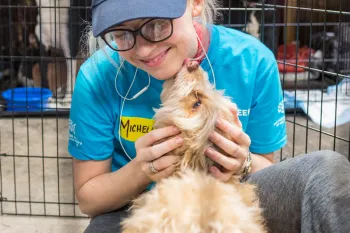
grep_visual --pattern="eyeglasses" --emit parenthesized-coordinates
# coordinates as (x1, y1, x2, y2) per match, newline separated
(101, 18, 174, 52)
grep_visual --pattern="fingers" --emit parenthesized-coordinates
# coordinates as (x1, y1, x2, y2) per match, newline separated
(209, 131, 246, 159)
(215, 119, 251, 147)
(135, 126, 181, 149)
(152, 164, 176, 181)
(151, 155, 181, 172)
(135, 126, 184, 182)
(208, 116, 250, 177)
(209, 165, 231, 182)
(141, 162, 177, 182)
(142, 136, 184, 162)
(206, 147, 242, 172)
(229, 103, 242, 129)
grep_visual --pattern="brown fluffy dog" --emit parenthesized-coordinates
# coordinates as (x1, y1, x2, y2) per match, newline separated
(121, 61, 267, 233)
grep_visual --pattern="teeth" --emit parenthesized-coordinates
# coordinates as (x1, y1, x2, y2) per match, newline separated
(144, 50, 166, 63)
(146, 55, 161, 63)
(147, 56, 160, 63)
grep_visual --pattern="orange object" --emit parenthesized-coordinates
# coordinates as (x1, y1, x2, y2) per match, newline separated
(277, 43, 315, 73)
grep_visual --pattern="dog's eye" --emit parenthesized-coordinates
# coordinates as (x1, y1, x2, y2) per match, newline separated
(193, 100, 201, 109)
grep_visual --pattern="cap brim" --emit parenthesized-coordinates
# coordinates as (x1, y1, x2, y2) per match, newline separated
(92, 0, 188, 37)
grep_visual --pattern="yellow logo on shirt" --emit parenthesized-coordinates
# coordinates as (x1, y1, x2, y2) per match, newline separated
(120, 116, 155, 142)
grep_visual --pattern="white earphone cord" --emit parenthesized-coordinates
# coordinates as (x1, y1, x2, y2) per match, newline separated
(194, 32, 216, 87)
(102, 48, 150, 160)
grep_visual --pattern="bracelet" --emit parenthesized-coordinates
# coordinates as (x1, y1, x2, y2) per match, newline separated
(239, 151, 252, 182)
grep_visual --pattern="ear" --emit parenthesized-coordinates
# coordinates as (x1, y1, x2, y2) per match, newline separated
(191, 0, 204, 17)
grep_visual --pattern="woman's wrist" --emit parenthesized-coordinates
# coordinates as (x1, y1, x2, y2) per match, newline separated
(129, 158, 153, 189)
(249, 152, 274, 174)
(239, 151, 253, 181)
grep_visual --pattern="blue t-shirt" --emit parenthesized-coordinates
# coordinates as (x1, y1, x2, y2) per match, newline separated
(68, 24, 287, 173)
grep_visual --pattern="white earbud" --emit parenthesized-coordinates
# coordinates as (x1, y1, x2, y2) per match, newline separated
(132, 86, 149, 99)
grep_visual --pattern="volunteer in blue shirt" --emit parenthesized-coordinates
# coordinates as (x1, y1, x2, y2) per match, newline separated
(68, 0, 350, 232)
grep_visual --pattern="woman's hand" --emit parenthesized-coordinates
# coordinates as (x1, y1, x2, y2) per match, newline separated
(134, 126, 184, 182)
(205, 105, 251, 182)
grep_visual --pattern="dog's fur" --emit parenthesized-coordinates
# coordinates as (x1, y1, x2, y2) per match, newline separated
(153, 60, 236, 173)
(121, 61, 267, 233)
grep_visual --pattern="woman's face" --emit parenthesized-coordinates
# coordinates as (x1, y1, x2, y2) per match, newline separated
(110, 2, 203, 80)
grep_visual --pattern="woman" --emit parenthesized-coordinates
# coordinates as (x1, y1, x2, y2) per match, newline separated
(68, 0, 350, 232)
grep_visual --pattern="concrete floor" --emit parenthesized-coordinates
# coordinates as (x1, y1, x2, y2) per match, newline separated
(0, 117, 90, 232)
(0, 215, 89, 233)
(0, 114, 349, 233)
(280, 114, 349, 160)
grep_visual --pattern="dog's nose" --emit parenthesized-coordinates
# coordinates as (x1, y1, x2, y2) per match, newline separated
(187, 60, 199, 72)
(183, 58, 191, 65)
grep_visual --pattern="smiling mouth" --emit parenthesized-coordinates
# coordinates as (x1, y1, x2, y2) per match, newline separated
(140, 48, 171, 67)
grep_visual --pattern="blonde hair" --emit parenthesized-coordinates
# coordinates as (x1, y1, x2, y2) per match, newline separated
(81, 0, 221, 58)
(189, 0, 220, 26)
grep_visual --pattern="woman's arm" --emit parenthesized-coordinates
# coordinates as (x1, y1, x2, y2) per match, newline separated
(73, 126, 183, 218)
(73, 158, 151, 218)
(250, 152, 275, 174)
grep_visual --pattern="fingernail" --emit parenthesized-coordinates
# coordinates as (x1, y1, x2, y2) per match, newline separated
(206, 148, 214, 155)
(176, 137, 183, 144)
(230, 106, 238, 113)
(216, 118, 223, 126)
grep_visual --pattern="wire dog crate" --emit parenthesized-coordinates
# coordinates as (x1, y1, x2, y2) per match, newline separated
(0, 0, 349, 218)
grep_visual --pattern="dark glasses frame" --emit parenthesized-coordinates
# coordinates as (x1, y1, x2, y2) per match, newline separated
(101, 18, 174, 52)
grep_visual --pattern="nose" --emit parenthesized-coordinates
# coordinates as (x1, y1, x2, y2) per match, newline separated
(134, 35, 156, 58)
(186, 60, 199, 72)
